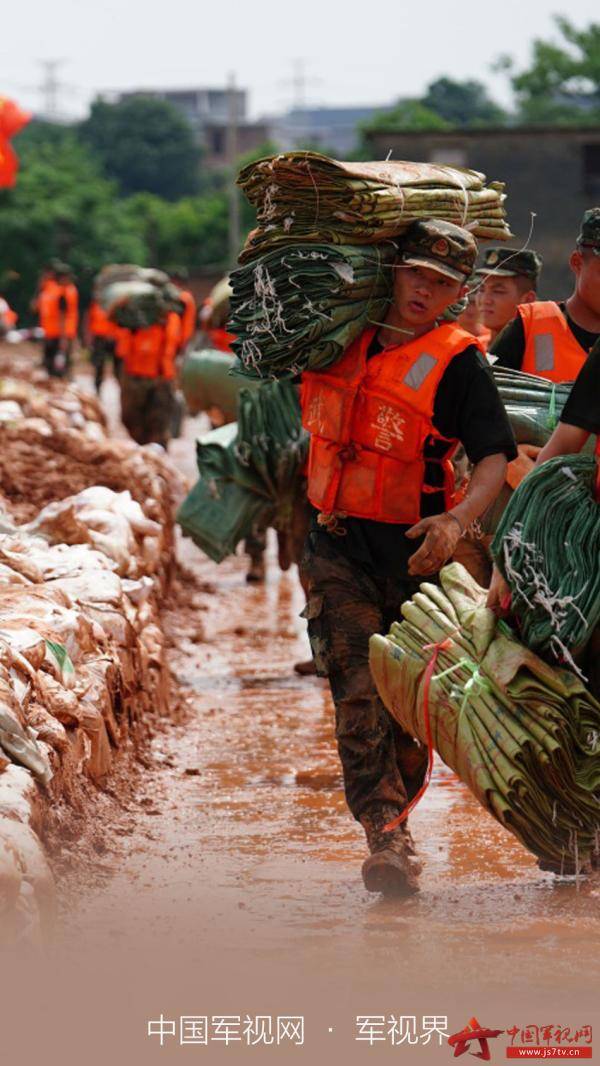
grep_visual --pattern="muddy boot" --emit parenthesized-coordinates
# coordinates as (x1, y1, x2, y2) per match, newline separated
(359, 804, 421, 897)
(293, 659, 317, 676)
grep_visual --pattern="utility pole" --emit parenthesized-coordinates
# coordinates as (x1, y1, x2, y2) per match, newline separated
(38, 59, 67, 121)
(226, 72, 241, 268)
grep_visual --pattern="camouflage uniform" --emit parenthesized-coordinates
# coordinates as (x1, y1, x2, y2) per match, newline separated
(120, 374, 175, 449)
(301, 529, 428, 820)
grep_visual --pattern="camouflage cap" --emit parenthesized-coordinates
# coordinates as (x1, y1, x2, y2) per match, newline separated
(475, 246, 542, 281)
(577, 207, 600, 254)
(398, 219, 477, 283)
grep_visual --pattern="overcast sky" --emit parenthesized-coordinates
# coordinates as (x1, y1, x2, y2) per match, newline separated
(3, 0, 599, 121)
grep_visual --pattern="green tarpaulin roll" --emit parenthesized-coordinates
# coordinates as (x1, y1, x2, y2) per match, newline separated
(369, 562, 600, 873)
(176, 382, 307, 562)
(491, 453, 600, 674)
(229, 242, 395, 378)
(237, 152, 512, 262)
(181, 349, 259, 420)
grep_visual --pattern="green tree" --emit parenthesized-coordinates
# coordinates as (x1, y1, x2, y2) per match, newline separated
(363, 99, 451, 133)
(497, 17, 600, 124)
(79, 96, 201, 199)
(122, 192, 230, 274)
(422, 77, 507, 127)
(0, 125, 147, 321)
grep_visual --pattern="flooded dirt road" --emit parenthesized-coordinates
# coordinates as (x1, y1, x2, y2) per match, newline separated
(5, 394, 599, 1064)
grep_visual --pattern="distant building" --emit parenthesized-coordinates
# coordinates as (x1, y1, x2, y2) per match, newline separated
(271, 105, 390, 156)
(115, 86, 269, 167)
(366, 124, 600, 298)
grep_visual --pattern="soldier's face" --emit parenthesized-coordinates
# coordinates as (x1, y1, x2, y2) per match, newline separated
(478, 275, 531, 332)
(572, 248, 600, 314)
(393, 264, 464, 325)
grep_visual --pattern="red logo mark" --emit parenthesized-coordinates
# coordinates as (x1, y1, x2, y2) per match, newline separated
(449, 1017, 505, 1061)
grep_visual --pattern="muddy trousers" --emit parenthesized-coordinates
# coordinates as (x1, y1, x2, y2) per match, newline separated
(301, 532, 428, 822)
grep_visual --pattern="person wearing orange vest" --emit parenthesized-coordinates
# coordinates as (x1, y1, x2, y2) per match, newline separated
(475, 247, 541, 348)
(0, 295, 17, 335)
(120, 311, 181, 449)
(300, 219, 516, 897)
(491, 210, 600, 378)
(86, 299, 117, 393)
(35, 262, 79, 377)
(170, 268, 197, 353)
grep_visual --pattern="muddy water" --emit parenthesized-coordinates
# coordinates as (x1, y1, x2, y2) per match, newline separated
(9, 397, 597, 1064)
(57, 417, 599, 972)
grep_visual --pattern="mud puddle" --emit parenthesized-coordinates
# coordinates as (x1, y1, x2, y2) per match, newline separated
(35, 403, 597, 1021)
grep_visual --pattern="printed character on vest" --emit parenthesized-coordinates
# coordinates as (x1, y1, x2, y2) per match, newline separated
(300, 218, 517, 897)
(475, 247, 541, 346)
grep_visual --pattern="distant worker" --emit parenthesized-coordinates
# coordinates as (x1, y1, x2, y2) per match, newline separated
(0, 294, 17, 335)
(170, 267, 197, 354)
(491, 213, 600, 377)
(86, 298, 117, 394)
(199, 276, 236, 353)
(34, 261, 79, 377)
(120, 311, 181, 450)
(475, 247, 541, 348)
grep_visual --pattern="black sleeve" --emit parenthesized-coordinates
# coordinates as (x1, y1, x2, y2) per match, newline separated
(488, 314, 526, 369)
(433, 345, 518, 464)
(560, 341, 600, 433)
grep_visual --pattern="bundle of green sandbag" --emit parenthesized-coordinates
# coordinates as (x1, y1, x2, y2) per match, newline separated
(181, 349, 259, 421)
(369, 562, 600, 873)
(229, 242, 395, 377)
(95, 264, 184, 330)
(491, 453, 600, 674)
(492, 367, 573, 445)
(237, 153, 511, 261)
(176, 381, 307, 562)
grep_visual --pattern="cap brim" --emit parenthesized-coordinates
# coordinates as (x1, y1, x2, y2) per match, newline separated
(400, 255, 466, 283)
(475, 267, 519, 278)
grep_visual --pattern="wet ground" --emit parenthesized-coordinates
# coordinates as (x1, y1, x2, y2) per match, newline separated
(4, 373, 600, 1063)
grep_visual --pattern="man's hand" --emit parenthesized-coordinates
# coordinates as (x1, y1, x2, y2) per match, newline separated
(486, 565, 511, 614)
(405, 513, 462, 577)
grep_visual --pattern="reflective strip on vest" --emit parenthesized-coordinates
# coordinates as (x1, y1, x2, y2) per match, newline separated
(534, 333, 555, 374)
(402, 352, 437, 391)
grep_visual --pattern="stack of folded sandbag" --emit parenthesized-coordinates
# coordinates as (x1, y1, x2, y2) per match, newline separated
(94, 264, 184, 330)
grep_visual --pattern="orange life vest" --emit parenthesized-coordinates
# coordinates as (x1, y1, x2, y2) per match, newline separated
(519, 301, 587, 382)
(88, 300, 113, 339)
(208, 327, 237, 353)
(123, 312, 181, 380)
(301, 324, 483, 525)
(0, 297, 16, 328)
(178, 288, 197, 347)
(37, 279, 78, 340)
(62, 282, 78, 340)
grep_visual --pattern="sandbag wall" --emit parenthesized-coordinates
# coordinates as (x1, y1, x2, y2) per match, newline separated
(0, 374, 186, 944)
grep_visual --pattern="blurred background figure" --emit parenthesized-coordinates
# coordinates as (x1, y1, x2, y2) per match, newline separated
(86, 295, 117, 393)
(33, 261, 79, 377)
